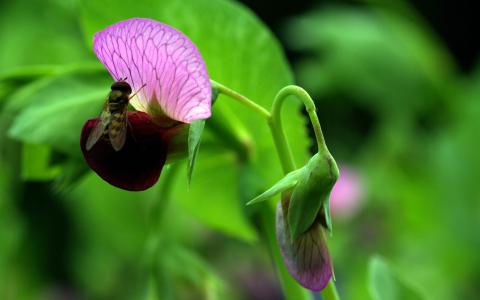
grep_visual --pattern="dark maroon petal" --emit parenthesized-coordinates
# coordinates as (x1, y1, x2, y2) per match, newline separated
(276, 201, 333, 292)
(80, 111, 170, 191)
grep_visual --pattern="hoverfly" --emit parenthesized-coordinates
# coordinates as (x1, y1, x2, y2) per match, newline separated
(86, 78, 144, 152)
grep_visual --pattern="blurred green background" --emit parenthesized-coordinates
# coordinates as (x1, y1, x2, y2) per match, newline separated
(0, 0, 478, 299)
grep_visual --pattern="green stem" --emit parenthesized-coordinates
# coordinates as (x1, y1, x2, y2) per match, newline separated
(211, 80, 271, 120)
(268, 88, 295, 173)
(271, 85, 329, 159)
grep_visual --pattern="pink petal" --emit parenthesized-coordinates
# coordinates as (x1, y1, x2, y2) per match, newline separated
(276, 202, 333, 292)
(93, 18, 211, 123)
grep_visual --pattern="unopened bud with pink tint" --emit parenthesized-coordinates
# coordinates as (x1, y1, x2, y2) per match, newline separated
(247, 151, 339, 292)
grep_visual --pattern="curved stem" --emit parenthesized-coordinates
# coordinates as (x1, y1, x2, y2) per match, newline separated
(268, 101, 296, 173)
(271, 85, 329, 158)
(211, 80, 271, 120)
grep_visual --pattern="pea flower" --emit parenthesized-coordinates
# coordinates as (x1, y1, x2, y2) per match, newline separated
(80, 18, 211, 191)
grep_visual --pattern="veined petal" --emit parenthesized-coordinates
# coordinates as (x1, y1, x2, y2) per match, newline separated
(276, 201, 333, 292)
(93, 18, 211, 123)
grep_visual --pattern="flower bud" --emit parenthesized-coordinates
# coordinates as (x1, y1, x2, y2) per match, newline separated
(276, 200, 333, 292)
(288, 152, 339, 239)
(247, 152, 339, 292)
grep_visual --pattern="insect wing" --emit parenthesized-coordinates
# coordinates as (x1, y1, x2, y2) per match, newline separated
(86, 108, 110, 151)
(109, 110, 128, 151)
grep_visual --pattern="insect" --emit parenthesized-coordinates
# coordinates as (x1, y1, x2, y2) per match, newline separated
(86, 79, 143, 152)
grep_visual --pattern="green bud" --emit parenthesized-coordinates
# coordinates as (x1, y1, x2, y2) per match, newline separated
(288, 152, 339, 240)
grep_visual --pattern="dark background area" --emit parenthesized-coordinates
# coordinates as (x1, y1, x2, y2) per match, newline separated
(239, 0, 480, 160)
(239, 0, 479, 73)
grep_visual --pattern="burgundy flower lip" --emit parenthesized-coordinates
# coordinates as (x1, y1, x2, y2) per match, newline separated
(81, 111, 177, 191)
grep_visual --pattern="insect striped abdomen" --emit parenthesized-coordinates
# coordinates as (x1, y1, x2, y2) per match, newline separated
(108, 108, 128, 151)
(109, 112, 124, 136)
(86, 80, 132, 152)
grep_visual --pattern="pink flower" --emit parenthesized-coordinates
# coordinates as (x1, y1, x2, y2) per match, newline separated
(80, 18, 211, 191)
(330, 166, 363, 219)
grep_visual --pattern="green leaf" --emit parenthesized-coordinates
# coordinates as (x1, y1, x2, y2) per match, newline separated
(1, 63, 106, 120)
(52, 158, 90, 192)
(148, 242, 226, 300)
(187, 119, 205, 185)
(161, 244, 224, 288)
(0, 63, 104, 86)
(7, 72, 111, 157)
(0, 65, 67, 107)
(288, 153, 338, 240)
(247, 167, 305, 205)
(2, 76, 60, 114)
(21, 143, 61, 181)
(369, 255, 426, 300)
(80, 0, 309, 241)
(172, 150, 257, 242)
(0, 0, 92, 69)
(68, 174, 155, 298)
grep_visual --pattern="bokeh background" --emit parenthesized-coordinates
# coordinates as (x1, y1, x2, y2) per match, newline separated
(0, 0, 479, 299)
